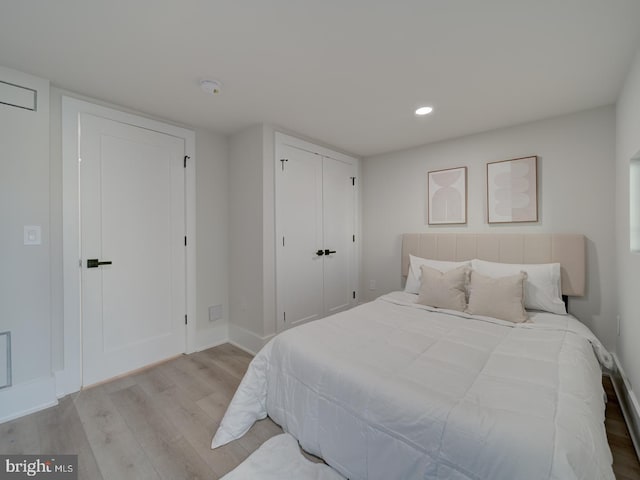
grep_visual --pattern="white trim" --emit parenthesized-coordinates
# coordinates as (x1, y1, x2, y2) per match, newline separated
(228, 324, 274, 356)
(194, 322, 229, 352)
(611, 352, 640, 458)
(60, 96, 196, 394)
(54, 369, 71, 399)
(185, 144, 197, 354)
(0, 376, 57, 424)
(275, 132, 356, 164)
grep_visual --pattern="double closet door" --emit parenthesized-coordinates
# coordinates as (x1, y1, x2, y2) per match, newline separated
(275, 135, 358, 332)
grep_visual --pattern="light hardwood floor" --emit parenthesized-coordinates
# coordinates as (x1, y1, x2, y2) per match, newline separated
(604, 375, 640, 480)
(0, 344, 638, 479)
(1, 344, 283, 479)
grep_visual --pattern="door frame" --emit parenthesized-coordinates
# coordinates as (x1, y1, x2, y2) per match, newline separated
(274, 132, 360, 333)
(59, 97, 196, 395)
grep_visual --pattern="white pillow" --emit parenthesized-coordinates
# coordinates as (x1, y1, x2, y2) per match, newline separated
(405, 255, 471, 294)
(470, 259, 566, 315)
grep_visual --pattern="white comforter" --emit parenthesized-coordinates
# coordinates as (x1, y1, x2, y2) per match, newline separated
(212, 292, 614, 480)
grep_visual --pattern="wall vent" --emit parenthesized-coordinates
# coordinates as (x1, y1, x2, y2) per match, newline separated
(0, 80, 37, 111)
(209, 304, 224, 322)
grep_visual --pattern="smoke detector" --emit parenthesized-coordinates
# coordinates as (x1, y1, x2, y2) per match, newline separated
(200, 79, 222, 95)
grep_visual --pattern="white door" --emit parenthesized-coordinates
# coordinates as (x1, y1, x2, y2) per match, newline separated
(276, 138, 357, 331)
(276, 144, 325, 328)
(322, 156, 355, 315)
(80, 113, 186, 386)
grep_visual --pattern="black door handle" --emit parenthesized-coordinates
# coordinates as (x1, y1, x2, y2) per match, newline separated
(87, 259, 113, 268)
(315, 250, 324, 256)
(324, 249, 336, 255)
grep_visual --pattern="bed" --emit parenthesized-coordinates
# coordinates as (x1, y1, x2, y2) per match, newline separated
(212, 233, 614, 480)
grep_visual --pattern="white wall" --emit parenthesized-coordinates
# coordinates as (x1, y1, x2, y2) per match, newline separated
(227, 124, 278, 347)
(0, 66, 55, 420)
(228, 125, 266, 349)
(362, 106, 617, 348)
(195, 128, 229, 349)
(615, 46, 640, 421)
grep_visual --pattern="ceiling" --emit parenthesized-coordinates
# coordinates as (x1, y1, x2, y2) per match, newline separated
(1, 1, 639, 157)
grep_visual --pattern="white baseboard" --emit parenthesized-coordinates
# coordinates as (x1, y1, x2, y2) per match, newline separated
(228, 324, 274, 356)
(0, 376, 58, 424)
(610, 353, 640, 458)
(194, 322, 229, 352)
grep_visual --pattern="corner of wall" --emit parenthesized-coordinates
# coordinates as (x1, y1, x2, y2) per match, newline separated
(194, 321, 229, 352)
(228, 323, 273, 356)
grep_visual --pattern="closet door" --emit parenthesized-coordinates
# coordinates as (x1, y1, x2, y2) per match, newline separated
(275, 135, 358, 332)
(276, 144, 325, 329)
(322, 156, 355, 315)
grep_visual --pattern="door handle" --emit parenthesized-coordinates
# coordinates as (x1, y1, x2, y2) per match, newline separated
(315, 250, 324, 256)
(87, 259, 113, 268)
(324, 249, 336, 255)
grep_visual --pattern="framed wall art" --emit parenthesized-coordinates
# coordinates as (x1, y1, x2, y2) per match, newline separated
(487, 155, 538, 223)
(427, 166, 467, 225)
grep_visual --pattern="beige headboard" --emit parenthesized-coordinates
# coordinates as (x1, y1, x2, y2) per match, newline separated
(402, 233, 586, 297)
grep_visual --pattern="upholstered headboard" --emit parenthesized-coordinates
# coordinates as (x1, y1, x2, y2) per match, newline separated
(401, 233, 586, 297)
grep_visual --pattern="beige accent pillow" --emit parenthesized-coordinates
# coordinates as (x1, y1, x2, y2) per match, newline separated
(466, 270, 528, 323)
(417, 265, 468, 312)
(405, 255, 472, 294)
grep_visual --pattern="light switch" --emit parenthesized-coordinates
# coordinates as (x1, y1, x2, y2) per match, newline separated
(23, 225, 41, 245)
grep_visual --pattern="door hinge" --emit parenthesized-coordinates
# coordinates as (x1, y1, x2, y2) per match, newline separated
(351, 176, 355, 186)
(280, 158, 288, 171)
(283, 312, 286, 323)
(184, 155, 190, 168)
(185, 314, 188, 325)
(184, 236, 187, 246)
(353, 234, 355, 242)
(282, 236, 285, 247)
(353, 291, 356, 299)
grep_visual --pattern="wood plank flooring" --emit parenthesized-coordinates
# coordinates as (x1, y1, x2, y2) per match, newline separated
(604, 375, 640, 480)
(0, 344, 638, 479)
(0, 344, 283, 479)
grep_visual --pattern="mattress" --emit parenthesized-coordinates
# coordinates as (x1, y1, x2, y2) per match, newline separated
(212, 292, 614, 480)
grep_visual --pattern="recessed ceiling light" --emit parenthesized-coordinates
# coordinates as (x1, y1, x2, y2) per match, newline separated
(415, 106, 433, 116)
(200, 79, 222, 95)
